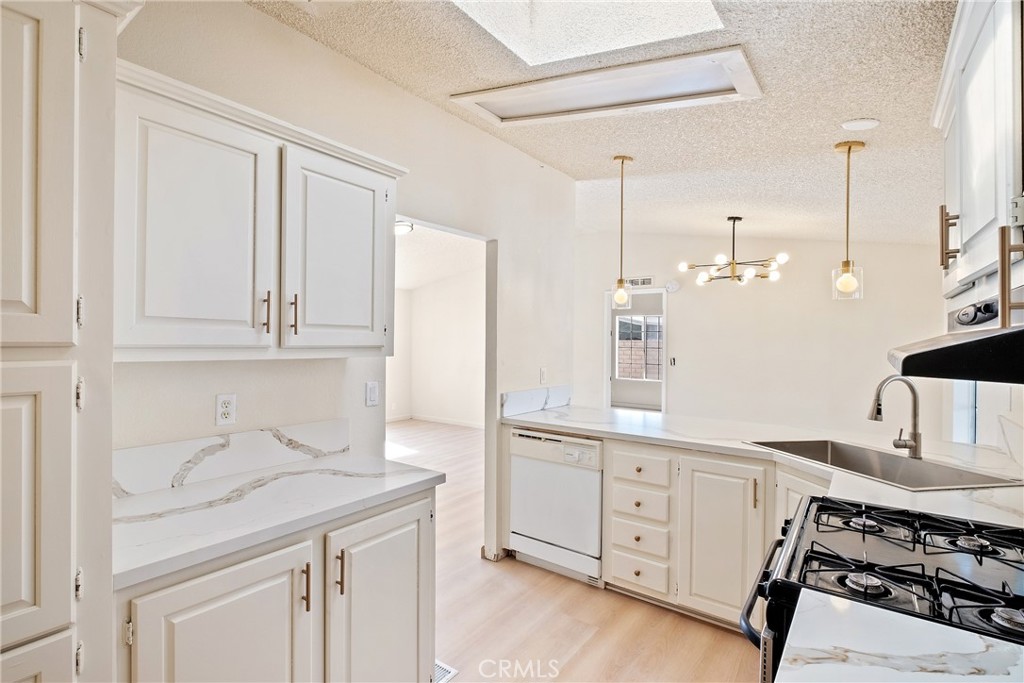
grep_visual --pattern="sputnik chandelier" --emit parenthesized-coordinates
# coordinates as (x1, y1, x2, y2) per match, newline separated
(677, 216, 789, 286)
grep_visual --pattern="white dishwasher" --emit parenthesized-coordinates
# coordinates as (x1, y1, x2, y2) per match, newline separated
(508, 428, 603, 581)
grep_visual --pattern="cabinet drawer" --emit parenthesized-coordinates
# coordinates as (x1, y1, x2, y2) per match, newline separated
(612, 451, 672, 487)
(610, 550, 670, 595)
(612, 484, 670, 523)
(611, 518, 669, 558)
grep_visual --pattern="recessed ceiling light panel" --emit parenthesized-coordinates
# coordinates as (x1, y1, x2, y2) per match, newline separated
(452, 0, 723, 66)
(451, 47, 763, 126)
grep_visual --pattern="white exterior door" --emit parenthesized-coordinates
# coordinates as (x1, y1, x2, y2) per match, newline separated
(325, 499, 434, 683)
(1, 362, 74, 650)
(0, 630, 75, 682)
(281, 144, 393, 348)
(131, 542, 314, 683)
(115, 86, 279, 348)
(677, 455, 765, 623)
(1, 2, 78, 346)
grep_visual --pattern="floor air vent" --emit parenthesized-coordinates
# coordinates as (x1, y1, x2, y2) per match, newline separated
(435, 660, 458, 683)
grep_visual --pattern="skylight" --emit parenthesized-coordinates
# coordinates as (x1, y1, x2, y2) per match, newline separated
(452, 0, 724, 65)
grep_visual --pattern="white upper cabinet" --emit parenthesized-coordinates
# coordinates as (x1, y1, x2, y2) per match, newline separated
(113, 63, 405, 359)
(115, 86, 279, 348)
(281, 145, 393, 348)
(935, 0, 1022, 292)
(1, 3, 78, 346)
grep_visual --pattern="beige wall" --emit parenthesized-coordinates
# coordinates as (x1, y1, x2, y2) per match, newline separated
(573, 232, 948, 438)
(114, 2, 575, 449)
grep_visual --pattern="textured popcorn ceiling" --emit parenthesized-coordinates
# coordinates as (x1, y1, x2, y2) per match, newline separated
(251, 0, 956, 245)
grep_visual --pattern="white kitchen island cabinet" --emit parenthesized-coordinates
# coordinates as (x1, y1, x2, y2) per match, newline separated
(677, 454, 766, 624)
(113, 62, 404, 360)
(935, 0, 1022, 294)
(130, 542, 314, 683)
(325, 499, 435, 683)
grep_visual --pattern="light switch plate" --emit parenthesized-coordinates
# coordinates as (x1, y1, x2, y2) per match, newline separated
(365, 381, 380, 407)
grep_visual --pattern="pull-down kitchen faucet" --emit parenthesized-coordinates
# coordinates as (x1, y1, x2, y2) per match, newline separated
(867, 375, 922, 459)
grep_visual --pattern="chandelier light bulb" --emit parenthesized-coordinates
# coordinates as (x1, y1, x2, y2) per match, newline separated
(835, 272, 859, 294)
(696, 271, 710, 284)
(677, 261, 690, 272)
(768, 260, 779, 271)
(743, 267, 757, 279)
(769, 271, 781, 282)
(714, 253, 728, 266)
(776, 252, 790, 265)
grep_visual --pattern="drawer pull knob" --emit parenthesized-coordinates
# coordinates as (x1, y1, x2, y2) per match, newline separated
(635, 466, 643, 473)
(634, 500, 642, 508)
(633, 569, 641, 577)
(634, 535, 641, 542)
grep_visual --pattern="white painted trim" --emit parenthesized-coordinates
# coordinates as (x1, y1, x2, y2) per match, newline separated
(450, 46, 761, 127)
(605, 287, 668, 413)
(116, 60, 408, 178)
(82, 1, 144, 32)
(386, 415, 414, 424)
(932, 0, 996, 130)
(409, 415, 485, 430)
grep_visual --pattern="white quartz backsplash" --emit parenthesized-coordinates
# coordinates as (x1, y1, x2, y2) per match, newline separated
(113, 418, 349, 497)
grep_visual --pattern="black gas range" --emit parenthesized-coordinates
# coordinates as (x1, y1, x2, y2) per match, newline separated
(740, 495, 1024, 683)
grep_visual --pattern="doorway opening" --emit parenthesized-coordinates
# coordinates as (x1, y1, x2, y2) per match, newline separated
(607, 289, 666, 411)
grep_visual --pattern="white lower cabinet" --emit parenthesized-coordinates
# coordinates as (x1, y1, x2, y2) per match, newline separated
(325, 499, 434, 683)
(773, 468, 830, 539)
(131, 542, 314, 683)
(677, 454, 766, 624)
(119, 494, 435, 683)
(0, 630, 75, 682)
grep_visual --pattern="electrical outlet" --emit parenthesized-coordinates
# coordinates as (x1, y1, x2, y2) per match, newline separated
(365, 381, 380, 407)
(215, 393, 236, 426)
(540, 367, 548, 384)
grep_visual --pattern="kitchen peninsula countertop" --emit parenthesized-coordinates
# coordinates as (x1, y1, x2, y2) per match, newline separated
(503, 406, 1024, 681)
(112, 420, 444, 590)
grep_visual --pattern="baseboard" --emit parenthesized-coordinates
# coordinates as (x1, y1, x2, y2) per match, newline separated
(411, 414, 485, 430)
(386, 414, 413, 423)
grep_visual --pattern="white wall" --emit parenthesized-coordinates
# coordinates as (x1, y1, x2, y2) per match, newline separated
(573, 233, 947, 438)
(386, 289, 413, 422)
(114, 2, 575, 449)
(410, 267, 487, 428)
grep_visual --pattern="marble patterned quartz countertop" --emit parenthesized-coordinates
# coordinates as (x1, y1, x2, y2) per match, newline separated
(112, 420, 444, 590)
(776, 591, 1024, 682)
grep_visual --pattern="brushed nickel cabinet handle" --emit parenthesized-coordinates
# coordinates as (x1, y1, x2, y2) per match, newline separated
(634, 500, 642, 508)
(262, 290, 271, 334)
(634, 535, 641, 543)
(335, 551, 345, 595)
(753, 480, 758, 509)
(635, 466, 643, 473)
(300, 562, 311, 612)
(633, 569, 641, 577)
(289, 293, 299, 335)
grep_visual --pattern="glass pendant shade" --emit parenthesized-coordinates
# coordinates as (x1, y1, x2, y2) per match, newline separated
(832, 260, 863, 300)
(612, 278, 632, 309)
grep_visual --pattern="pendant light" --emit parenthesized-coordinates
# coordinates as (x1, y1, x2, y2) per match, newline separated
(677, 216, 788, 286)
(612, 155, 633, 309)
(833, 141, 865, 300)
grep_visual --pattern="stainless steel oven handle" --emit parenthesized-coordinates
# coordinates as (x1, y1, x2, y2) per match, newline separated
(740, 537, 784, 649)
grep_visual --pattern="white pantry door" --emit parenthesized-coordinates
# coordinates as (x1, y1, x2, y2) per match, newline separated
(325, 499, 434, 683)
(131, 542, 314, 683)
(1, 362, 75, 649)
(281, 145, 393, 348)
(1, 2, 78, 346)
(114, 87, 279, 348)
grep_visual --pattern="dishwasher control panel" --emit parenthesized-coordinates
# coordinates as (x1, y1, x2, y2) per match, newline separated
(510, 428, 603, 470)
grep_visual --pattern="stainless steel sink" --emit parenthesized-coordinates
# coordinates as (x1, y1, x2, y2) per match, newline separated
(750, 439, 1021, 492)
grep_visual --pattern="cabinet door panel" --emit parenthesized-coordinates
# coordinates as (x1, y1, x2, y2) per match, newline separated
(1, 362, 74, 649)
(959, 4, 999, 244)
(1, 3, 77, 345)
(326, 499, 433, 683)
(0, 630, 74, 682)
(773, 469, 829, 540)
(282, 145, 392, 348)
(115, 88, 277, 347)
(131, 542, 312, 683)
(678, 456, 765, 623)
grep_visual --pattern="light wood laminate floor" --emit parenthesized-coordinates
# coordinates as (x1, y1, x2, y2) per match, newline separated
(386, 419, 760, 682)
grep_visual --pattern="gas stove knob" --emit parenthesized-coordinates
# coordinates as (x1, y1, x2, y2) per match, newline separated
(756, 581, 770, 599)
